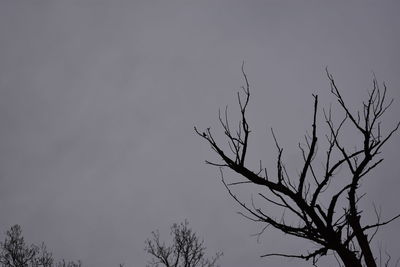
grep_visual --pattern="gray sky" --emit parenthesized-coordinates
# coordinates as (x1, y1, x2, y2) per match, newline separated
(1, 1, 399, 266)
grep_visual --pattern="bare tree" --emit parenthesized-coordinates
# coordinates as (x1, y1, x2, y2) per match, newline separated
(195, 65, 400, 267)
(0, 224, 51, 267)
(145, 220, 222, 267)
(54, 260, 81, 267)
(0, 225, 81, 267)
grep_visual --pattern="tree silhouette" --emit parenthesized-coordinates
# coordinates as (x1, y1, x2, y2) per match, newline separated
(145, 220, 222, 267)
(0, 225, 81, 267)
(195, 65, 399, 267)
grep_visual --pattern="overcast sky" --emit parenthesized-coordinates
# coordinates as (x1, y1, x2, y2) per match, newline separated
(1, 1, 399, 266)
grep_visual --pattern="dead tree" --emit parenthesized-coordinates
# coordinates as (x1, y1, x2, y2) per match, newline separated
(145, 220, 222, 267)
(195, 65, 400, 267)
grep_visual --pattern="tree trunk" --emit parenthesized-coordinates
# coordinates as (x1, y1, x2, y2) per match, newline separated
(351, 218, 377, 267)
(336, 247, 363, 267)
